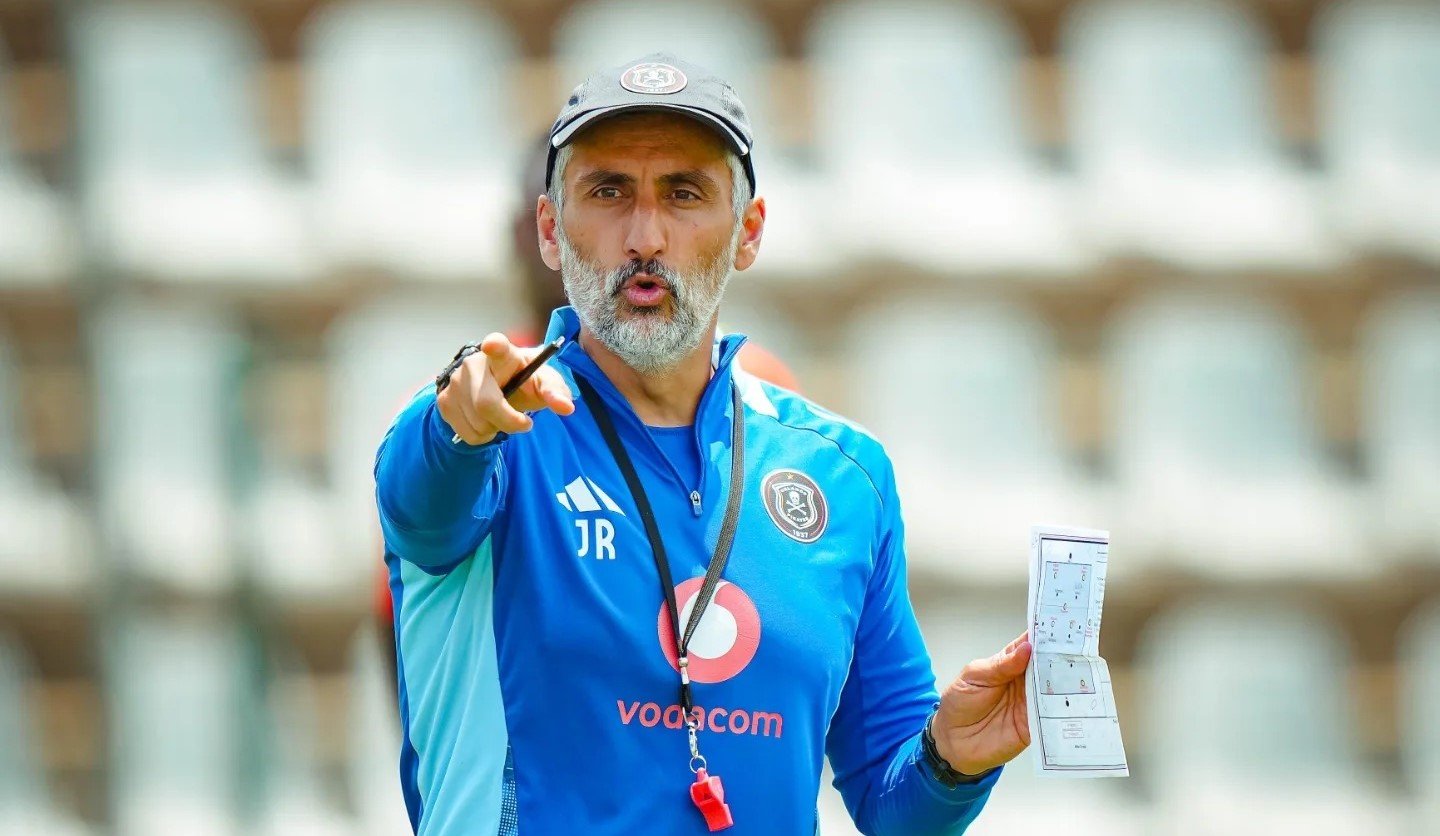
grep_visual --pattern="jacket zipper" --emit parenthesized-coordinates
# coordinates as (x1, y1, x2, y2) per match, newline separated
(569, 344, 743, 520)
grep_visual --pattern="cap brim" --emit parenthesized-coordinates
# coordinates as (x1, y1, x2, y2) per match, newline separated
(551, 102, 750, 156)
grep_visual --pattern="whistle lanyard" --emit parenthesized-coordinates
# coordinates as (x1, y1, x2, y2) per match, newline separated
(575, 375, 744, 830)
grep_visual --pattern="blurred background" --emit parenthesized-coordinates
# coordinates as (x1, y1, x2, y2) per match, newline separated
(0, 0, 1436, 833)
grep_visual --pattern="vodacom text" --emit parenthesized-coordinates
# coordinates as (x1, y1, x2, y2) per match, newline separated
(616, 699, 785, 739)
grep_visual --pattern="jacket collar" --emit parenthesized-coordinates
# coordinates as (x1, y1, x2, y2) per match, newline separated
(543, 305, 747, 437)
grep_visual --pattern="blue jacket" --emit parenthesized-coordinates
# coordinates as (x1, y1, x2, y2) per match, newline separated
(374, 306, 999, 835)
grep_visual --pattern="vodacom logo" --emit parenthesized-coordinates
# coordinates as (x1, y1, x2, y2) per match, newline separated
(657, 578, 761, 683)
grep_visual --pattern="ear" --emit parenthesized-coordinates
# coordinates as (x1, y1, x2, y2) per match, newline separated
(731, 196, 766, 272)
(537, 194, 562, 271)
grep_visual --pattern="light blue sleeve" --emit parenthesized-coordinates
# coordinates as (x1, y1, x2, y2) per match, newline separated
(824, 456, 1000, 835)
(373, 387, 508, 571)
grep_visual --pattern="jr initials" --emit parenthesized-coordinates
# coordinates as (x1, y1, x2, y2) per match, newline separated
(575, 519, 616, 560)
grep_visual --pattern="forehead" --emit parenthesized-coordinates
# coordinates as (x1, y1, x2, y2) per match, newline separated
(565, 111, 728, 172)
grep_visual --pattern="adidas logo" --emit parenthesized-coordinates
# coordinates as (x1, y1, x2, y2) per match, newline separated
(555, 476, 625, 516)
(557, 476, 623, 560)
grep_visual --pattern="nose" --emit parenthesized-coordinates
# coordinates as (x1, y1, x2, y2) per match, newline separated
(622, 201, 666, 264)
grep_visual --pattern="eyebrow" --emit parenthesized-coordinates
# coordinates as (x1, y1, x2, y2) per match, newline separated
(660, 169, 720, 197)
(574, 168, 634, 193)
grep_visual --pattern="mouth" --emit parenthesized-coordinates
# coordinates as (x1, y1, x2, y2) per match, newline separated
(619, 272, 672, 308)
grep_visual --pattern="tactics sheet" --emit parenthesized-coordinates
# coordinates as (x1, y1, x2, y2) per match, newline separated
(1026, 524, 1129, 777)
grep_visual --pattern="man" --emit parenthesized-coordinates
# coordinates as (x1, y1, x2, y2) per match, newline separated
(374, 53, 1031, 835)
(373, 137, 800, 694)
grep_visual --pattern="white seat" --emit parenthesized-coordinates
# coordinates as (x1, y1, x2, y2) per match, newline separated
(92, 300, 241, 594)
(1139, 600, 1399, 836)
(1063, 0, 1337, 272)
(347, 625, 414, 836)
(304, 0, 519, 283)
(1358, 292, 1440, 560)
(1106, 293, 1366, 579)
(0, 636, 91, 836)
(326, 293, 515, 566)
(0, 39, 73, 287)
(552, 0, 826, 281)
(808, 0, 1091, 278)
(112, 615, 242, 836)
(845, 300, 1102, 583)
(72, 2, 314, 284)
(1401, 602, 1440, 833)
(257, 652, 354, 836)
(1315, 2, 1440, 264)
(0, 331, 89, 596)
(244, 464, 361, 604)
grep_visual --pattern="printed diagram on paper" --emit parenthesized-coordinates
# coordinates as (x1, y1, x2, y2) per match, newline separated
(1026, 525, 1129, 777)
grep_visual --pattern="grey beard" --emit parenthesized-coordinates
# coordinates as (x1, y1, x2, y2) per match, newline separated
(557, 226, 737, 375)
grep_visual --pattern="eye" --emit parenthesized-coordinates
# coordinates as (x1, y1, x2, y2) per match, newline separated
(593, 186, 622, 200)
(672, 188, 700, 202)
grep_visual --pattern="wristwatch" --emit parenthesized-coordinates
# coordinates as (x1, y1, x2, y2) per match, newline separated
(920, 707, 997, 788)
(436, 342, 482, 394)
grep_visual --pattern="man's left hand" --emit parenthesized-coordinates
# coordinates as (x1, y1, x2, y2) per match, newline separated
(932, 631, 1032, 777)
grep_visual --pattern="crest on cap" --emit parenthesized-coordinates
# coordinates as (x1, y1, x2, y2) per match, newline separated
(620, 61, 687, 95)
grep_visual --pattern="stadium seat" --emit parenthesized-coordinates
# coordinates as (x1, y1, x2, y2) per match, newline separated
(1138, 600, 1400, 836)
(843, 300, 1103, 583)
(71, 2, 314, 284)
(346, 625, 414, 836)
(325, 292, 514, 566)
(0, 636, 90, 836)
(1063, 0, 1337, 273)
(552, 0, 828, 280)
(1400, 602, 1440, 832)
(1358, 292, 1440, 561)
(303, 0, 519, 283)
(112, 614, 243, 836)
(808, 0, 1092, 278)
(1315, 2, 1440, 264)
(244, 464, 360, 604)
(0, 331, 89, 596)
(1106, 292, 1367, 579)
(0, 41, 73, 287)
(92, 300, 241, 594)
(257, 651, 353, 836)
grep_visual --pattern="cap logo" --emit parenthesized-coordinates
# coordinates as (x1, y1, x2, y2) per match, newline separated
(620, 62, 687, 95)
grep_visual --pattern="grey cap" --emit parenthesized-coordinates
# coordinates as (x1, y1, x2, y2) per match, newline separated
(546, 52, 757, 196)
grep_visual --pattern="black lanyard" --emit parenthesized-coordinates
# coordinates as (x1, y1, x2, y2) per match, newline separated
(575, 375, 745, 772)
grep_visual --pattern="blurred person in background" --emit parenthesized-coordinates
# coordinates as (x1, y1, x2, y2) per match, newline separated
(373, 137, 798, 692)
(374, 54, 1030, 834)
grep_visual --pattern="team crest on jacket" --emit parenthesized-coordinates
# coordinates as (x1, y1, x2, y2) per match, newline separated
(762, 469, 828, 543)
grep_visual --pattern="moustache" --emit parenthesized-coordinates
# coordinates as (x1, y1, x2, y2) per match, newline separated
(607, 259, 684, 300)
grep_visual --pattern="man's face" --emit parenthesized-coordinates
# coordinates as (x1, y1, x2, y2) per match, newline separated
(539, 112, 760, 374)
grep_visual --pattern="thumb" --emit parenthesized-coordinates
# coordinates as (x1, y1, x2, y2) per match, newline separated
(479, 332, 527, 382)
(962, 638, 1032, 688)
